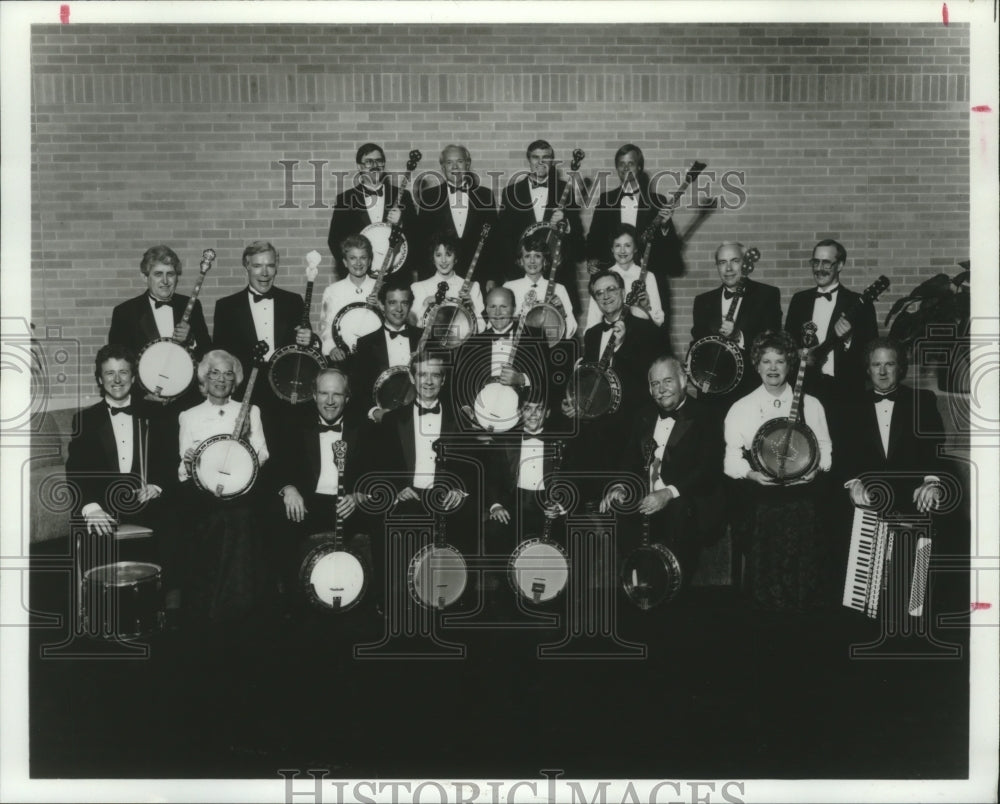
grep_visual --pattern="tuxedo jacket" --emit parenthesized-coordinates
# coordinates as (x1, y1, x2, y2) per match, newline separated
(484, 429, 566, 513)
(691, 279, 782, 347)
(415, 182, 501, 287)
(108, 292, 211, 359)
(784, 284, 879, 400)
(585, 186, 686, 276)
(582, 313, 663, 415)
(348, 323, 423, 411)
(498, 176, 584, 308)
(65, 399, 177, 518)
(212, 287, 304, 398)
(326, 183, 416, 273)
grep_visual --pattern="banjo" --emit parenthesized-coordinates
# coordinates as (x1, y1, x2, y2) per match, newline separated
(371, 309, 439, 414)
(568, 329, 622, 421)
(421, 223, 491, 351)
(358, 148, 422, 275)
(191, 340, 268, 499)
(407, 442, 469, 610)
(472, 288, 536, 433)
(508, 439, 570, 605)
(299, 440, 368, 612)
(137, 248, 216, 400)
(685, 246, 761, 395)
(521, 147, 585, 267)
(267, 250, 326, 404)
(620, 437, 683, 609)
(750, 323, 821, 482)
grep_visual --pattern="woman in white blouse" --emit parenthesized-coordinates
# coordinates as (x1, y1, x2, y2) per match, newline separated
(584, 223, 666, 330)
(410, 232, 485, 327)
(724, 330, 833, 611)
(178, 350, 270, 623)
(503, 231, 578, 340)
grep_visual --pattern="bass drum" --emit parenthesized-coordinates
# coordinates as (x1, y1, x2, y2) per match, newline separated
(751, 419, 820, 482)
(82, 561, 165, 639)
(685, 336, 744, 396)
(508, 538, 569, 604)
(299, 540, 367, 611)
(423, 300, 478, 351)
(473, 380, 520, 433)
(137, 339, 195, 399)
(267, 345, 326, 404)
(620, 544, 682, 610)
(571, 361, 621, 420)
(192, 435, 259, 499)
(373, 365, 417, 412)
(360, 222, 408, 273)
(408, 544, 468, 610)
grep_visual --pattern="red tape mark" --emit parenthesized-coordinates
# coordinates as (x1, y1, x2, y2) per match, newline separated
(942, 3, 949, 25)
(59, 4, 70, 24)
(970, 602, 992, 611)
(971, 105, 993, 112)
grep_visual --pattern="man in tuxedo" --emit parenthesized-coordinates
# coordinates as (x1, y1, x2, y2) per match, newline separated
(326, 142, 416, 277)
(65, 345, 181, 599)
(212, 241, 313, 445)
(415, 144, 501, 292)
(690, 241, 782, 406)
(451, 286, 551, 433)
(108, 245, 211, 409)
(349, 281, 423, 423)
(584, 144, 686, 318)
(600, 355, 725, 588)
(784, 239, 879, 406)
(498, 140, 584, 313)
(270, 368, 379, 611)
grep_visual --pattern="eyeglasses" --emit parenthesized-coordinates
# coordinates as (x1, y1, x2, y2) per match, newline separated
(809, 259, 840, 270)
(360, 158, 385, 168)
(207, 369, 236, 380)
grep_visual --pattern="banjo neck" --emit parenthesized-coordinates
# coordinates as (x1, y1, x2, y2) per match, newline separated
(641, 437, 658, 547)
(597, 328, 619, 371)
(178, 249, 216, 335)
(231, 341, 268, 440)
(301, 279, 316, 328)
(502, 290, 536, 368)
(787, 326, 817, 425)
(544, 148, 585, 231)
(458, 223, 491, 299)
(809, 275, 890, 366)
(636, 159, 707, 245)
(332, 440, 347, 551)
(540, 440, 565, 542)
(388, 148, 422, 214)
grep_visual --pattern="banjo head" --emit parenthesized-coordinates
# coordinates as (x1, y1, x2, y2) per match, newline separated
(300, 544, 367, 611)
(572, 363, 622, 420)
(373, 366, 416, 411)
(137, 339, 195, 399)
(333, 303, 384, 354)
(508, 539, 569, 604)
(685, 336, 744, 395)
(423, 301, 478, 350)
(620, 544, 682, 610)
(408, 544, 468, 610)
(192, 435, 259, 499)
(524, 303, 566, 348)
(267, 344, 326, 404)
(751, 418, 820, 482)
(360, 221, 408, 272)
(473, 381, 521, 433)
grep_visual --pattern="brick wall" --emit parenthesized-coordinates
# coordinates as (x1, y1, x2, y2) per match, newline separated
(30, 23, 970, 403)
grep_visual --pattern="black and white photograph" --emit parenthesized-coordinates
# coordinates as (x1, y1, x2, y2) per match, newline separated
(1, 1, 997, 802)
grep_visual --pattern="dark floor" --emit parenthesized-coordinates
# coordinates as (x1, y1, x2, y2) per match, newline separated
(27, 536, 971, 781)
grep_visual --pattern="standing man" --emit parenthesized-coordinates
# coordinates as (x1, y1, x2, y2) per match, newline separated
(213, 241, 314, 444)
(326, 142, 416, 278)
(416, 144, 501, 293)
(498, 140, 584, 313)
(584, 144, 686, 318)
(784, 239, 879, 405)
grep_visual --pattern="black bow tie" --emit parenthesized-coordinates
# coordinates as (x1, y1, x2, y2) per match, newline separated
(107, 404, 133, 416)
(658, 409, 678, 421)
(447, 183, 468, 195)
(815, 289, 837, 302)
(149, 296, 171, 309)
(599, 320, 618, 332)
(416, 402, 442, 416)
(361, 184, 384, 197)
(486, 329, 512, 341)
(620, 190, 638, 199)
(250, 289, 274, 303)
(871, 389, 898, 404)
(529, 179, 546, 190)
(385, 328, 404, 339)
(722, 288, 739, 300)
(317, 420, 343, 434)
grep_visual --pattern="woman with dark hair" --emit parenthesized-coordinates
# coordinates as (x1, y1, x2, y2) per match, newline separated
(723, 330, 833, 611)
(408, 230, 485, 327)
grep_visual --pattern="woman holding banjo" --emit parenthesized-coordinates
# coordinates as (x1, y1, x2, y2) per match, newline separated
(723, 329, 833, 611)
(177, 348, 271, 623)
(409, 232, 486, 329)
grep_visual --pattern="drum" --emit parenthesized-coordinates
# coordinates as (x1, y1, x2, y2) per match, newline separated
(571, 361, 622, 420)
(751, 419, 820, 482)
(508, 538, 570, 604)
(422, 300, 478, 351)
(473, 380, 520, 432)
(373, 366, 416, 411)
(192, 435, 259, 499)
(408, 544, 468, 610)
(299, 541, 367, 611)
(685, 336, 744, 395)
(81, 561, 165, 639)
(360, 222, 408, 273)
(267, 344, 327, 404)
(332, 302, 384, 355)
(137, 339, 195, 400)
(620, 544, 682, 610)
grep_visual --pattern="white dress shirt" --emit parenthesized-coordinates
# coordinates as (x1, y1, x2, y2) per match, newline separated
(529, 183, 548, 223)
(448, 187, 470, 238)
(248, 290, 276, 359)
(719, 289, 745, 348)
(873, 394, 894, 458)
(517, 435, 546, 492)
(81, 397, 136, 516)
(585, 262, 665, 328)
(411, 402, 442, 489)
(410, 273, 485, 325)
(314, 421, 344, 495)
(383, 325, 412, 367)
(149, 296, 175, 338)
(619, 192, 640, 228)
(318, 275, 377, 357)
(483, 325, 516, 377)
(723, 384, 832, 479)
(363, 187, 386, 225)
(650, 408, 682, 498)
(178, 398, 269, 481)
(504, 276, 577, 338)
